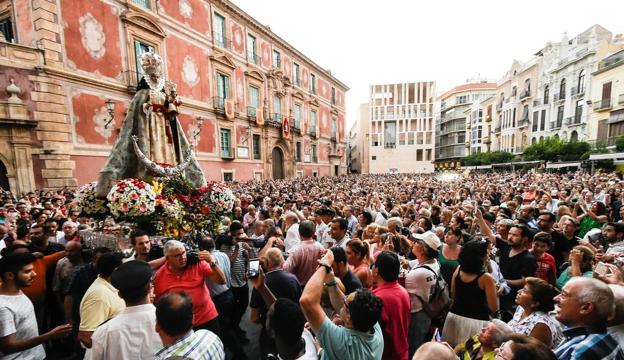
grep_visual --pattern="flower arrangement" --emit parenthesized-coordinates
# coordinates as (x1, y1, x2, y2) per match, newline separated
(209, 182, 235, 216)
(75, 182, 109, 216)
(107, 178, 156, 218)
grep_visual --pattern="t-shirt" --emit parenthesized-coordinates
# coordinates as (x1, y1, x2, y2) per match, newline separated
(533, 251, 557, 283)
(317, 317, 383, 360)
(79, 276, 125, 331)
(500, 250, 537, 307)
(340, 270, 363, 295)
(250, 269, 301, 321)
(404, 260, 440, 313)
(0, 293, 46, 360)
(153, 261, 218, 327)
(22, 251, 65, 305)
(372, 281, 410, 360)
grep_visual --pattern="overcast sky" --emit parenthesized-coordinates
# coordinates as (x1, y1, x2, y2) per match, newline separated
(233, 0, 624, 129)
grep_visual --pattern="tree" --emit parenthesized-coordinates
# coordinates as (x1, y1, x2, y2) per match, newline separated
(616, 136, 624, 152)
(559, 141, 590, 161)
(462, 151, 513, 165)
(522, 137, 564, 162)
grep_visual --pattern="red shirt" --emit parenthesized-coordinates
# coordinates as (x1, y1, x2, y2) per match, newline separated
(372, 281, 410, 360)
(154, 261, 218, 326)
(533, 251, 557, 283)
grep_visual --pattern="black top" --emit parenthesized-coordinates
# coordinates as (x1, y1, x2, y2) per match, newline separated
(250, 269, 302, 321)
(28, 241, 65, 256)
(341, 270, 363, 295)
(500, 249, 537, 309)
(450, 271, 489, 321)
(547, 230, 574, 271)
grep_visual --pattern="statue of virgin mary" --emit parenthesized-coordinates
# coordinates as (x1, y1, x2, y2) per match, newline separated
(95, 52, 206, 197)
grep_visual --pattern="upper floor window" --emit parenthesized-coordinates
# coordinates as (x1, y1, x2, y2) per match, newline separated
(294, 103, 302, 129)
(543, 85, 550, 104)
(212, 13, 226, 48)
(248, 85, 259, 109)
(0, 17, 14, 42)
(310, 74, 316, 94)
(331, 87, 336, 105)
(559, 78, 566, 97)
(273, 95, 282, 121)
(132, 0, 151, 9)
(309, 110, 317, 132)
(272, 49, 281, 68)
(511, 86, 517, 97)
(292, 63, 300, 86)
(577, 70, 585, 93)
(246, 34, 257, 64)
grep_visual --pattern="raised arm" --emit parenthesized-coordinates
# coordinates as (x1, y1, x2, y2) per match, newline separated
(300, 251, 334, 333)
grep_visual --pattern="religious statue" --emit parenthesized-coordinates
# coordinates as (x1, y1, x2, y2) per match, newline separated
(95, 52, 206, 197)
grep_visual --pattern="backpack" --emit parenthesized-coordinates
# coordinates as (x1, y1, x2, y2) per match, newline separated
(414, 264, 451, 322)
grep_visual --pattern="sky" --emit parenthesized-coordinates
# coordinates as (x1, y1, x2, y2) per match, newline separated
(232, 0, 624, 129)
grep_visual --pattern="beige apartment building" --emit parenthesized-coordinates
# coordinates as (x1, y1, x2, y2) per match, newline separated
(363, 82, 435, 174)
(589, 50, 624, 143)
(435, 81, 496, 169)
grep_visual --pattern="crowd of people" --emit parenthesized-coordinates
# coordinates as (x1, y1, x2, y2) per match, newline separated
(0, 169, 624, 359)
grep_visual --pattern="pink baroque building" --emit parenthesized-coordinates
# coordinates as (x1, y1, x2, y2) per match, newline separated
(0, 0, 348, 193)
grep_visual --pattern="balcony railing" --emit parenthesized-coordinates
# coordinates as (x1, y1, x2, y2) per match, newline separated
(571, 86, 585, 97)
(212, 31, 231, 49)
(533, 98, 542, 107)
(520, 89, 531, 100)
(293, 124, 301, 135)
(564, 116, 573, 126)
(221, 147, 235, 159)
(550, 120, 563, 129)
(573, 112, 582, 125)
(212, 97, 225, 112)
(619, 94, 624, 105)
(553, 92, 565, 102)
(384, 143, 396, 149)
(518, 118, 530, 127)
(309, 129, 317, 138)
(594, 98, 612, 111)
(247, 106, 257, 118)
(493, 126, 501, 133)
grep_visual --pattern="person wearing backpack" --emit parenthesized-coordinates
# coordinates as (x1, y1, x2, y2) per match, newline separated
(405, 231, 447, 358)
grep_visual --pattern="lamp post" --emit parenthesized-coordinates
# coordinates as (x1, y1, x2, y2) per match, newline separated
(192, 116, 204, 146)
(104, 99, 115, 129)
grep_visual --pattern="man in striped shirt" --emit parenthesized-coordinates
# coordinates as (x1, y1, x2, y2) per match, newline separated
(155, 292, 225, 360)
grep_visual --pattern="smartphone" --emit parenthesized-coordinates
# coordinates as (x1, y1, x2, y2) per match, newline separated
(248, 258, 260, 278)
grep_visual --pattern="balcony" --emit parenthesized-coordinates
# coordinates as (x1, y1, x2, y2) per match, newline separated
(550, 120, 563, 129)
(384, 143, 396, 149)
(309, 129, 317, 138)
(221, 147, 235, 160)
(312, 155, 318, 163)
(533, 98, 542, 107)
(266, 113, 283, 128)
(493, 126, 501, 133)
(331, 135, 337, 142)
(212, 97, 225, 112)
(247, 106, 257, 118)
(485, 113, 492, 122)
(212, 32, 232, 50)
(564, 116, 573, 126)
(571, 86, 585, 98)
(520, 89, 531, 100)
(553, 92, 565, 103)
(518, 118, 530, 128)
(496, 101, 503, 112)
(619, 94, 624, 105)
(593, 98, 612, 112)
(483, 136, 491, 144)
(293, 124, 301, 135)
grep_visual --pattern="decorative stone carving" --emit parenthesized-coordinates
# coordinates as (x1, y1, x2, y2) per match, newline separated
(93, 106, 114, 142)
(179, 0, 193, 19)
(6, 79, 22, 104)
(79, 13, 106, 60)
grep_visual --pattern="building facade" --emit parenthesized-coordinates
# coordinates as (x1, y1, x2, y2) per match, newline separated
(348, 103, 369, 174)
(367, 82, 435, 174)
(435, 81, 496, 169)
(0, 0, 348, 193)
(589, 49, 624, 144)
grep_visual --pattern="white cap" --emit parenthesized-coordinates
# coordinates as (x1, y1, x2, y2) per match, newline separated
(411, 231, 442, 250)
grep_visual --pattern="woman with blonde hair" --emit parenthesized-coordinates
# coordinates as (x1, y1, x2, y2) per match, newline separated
(345, 239, 373, 288)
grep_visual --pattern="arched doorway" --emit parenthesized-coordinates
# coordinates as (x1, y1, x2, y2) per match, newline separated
(570, 130, 578, 142)
(0, 160, 10, 191)
(272, 147, 284, 179)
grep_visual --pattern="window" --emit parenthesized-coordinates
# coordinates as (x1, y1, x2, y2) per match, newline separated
(577, 70, 585, 94)
(416, 149, 423, 161)
(220, 128, 232, 157)
(212, 13, 226, 48)
(312, 144, 318, 162)
(371, 156, 377, 160)
(559, 78, 566, 98)
(540, 110, 546, 131)
(246, 34, 257, 64)
(543, 86, 549, 105)
(557, 105, 564, 126)
(252, 134, 261, 160)
(292, 63, 300, 86)
(511, 86, 517, 97)
(134, 40, 155, 83)
(248, 85, 259, 109)
(384, 121, 396, 148)
(272, 49, 281, 67)
(132, 0, 151, 9)
(293, 103, 302, 129)
(457, 95, 468, 104)
(310, 73, 316, 94)
(524, 79, 531, 93)
(309, 110, 317, 132)
(575, 100, 583, 123)
(532, 111, 538, 131)
(223, 172, 234, 182)
(273, 95, 282, 122)
(295, 142, 302, 162)
(216, 73, 229, 108)
(331, 87, 336, 105)
(331, 116, 337, 139)
(0, 17, 14, 42)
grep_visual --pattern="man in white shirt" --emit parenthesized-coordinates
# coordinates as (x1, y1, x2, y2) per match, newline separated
(314, 208, 332, 247)
(85, 260, 162, 360)
(283, 212, 301, 254)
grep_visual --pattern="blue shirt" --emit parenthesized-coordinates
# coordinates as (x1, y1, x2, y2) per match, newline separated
(206, 251, 231, 296)
(317, 317, 383, 360)
(554, 327, 624, 360)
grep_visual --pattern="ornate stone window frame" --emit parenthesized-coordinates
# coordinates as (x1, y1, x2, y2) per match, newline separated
(121, 12, 166, 90)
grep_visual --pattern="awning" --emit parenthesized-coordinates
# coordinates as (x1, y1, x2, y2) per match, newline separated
(545, 162, 582, 169)
(459, 165, 492, 170)
(491, 160, 542, 167)
(589, 152, 624, 160)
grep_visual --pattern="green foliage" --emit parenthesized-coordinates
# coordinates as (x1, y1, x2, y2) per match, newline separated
(462, 151, 514, 165)
(522, 137, 590, 162)
(560, 141, 591, 161)
(616, 136, 624, 152)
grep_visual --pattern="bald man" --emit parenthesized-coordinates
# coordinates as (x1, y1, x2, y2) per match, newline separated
(412, 341, 456, 360)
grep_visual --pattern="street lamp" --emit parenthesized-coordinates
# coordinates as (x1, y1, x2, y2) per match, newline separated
(192, 116, 204, 146)
(104, 99, 115, 129)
